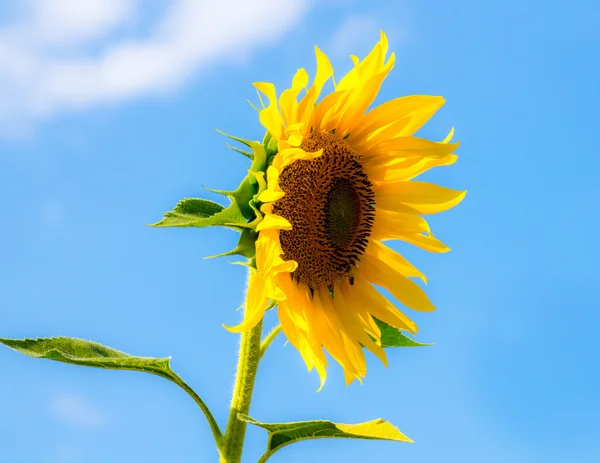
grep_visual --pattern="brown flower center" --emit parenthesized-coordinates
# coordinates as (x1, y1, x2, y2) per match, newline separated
(273, 132, 375, 289)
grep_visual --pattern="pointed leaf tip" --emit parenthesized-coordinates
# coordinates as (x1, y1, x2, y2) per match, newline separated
(374, 318, 432, 348)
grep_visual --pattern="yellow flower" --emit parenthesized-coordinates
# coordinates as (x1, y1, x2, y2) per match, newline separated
(226, 32, 465, 388)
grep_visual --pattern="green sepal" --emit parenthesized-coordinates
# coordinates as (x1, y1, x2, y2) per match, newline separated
(228, 261, 253, 267)
(215, 129, 253, 148)
(262, 131, 272, 147)
(240, 414, 412, 461)
(265, 299, 278, 310)
(375, 318, 433, 348)
(248, 141, 268, 174)
(204, 186, 234, 197)
(266, 138, 279, 160)
(151, 198, 247, 231)
(205, 228, 257, 259)
(231, 177, 257, 220)
(228, 141, 269, 221)
(226, 143, 253, 160)
(262, 131, 278, 159)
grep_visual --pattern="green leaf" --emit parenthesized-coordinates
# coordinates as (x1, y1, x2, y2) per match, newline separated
(0, 337, 174, 377)
(240, 414, 412, 462)
(375, 318, 432, 348)
(0, 337, 224, 448)
(152, 198, 247, 230)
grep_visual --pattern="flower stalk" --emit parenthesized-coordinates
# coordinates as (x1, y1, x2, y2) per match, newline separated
(220, 316, 263, 462)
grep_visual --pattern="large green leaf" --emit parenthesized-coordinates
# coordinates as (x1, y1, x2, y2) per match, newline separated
(375, 318, 432, 348)
(152, 197, 247, 230)
(240, 414, 412, 462)
(0, 337, 223, 446)
(0, 337, 173, 377)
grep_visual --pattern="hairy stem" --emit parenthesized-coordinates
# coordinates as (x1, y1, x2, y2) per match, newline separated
(220, 319, 263, 463)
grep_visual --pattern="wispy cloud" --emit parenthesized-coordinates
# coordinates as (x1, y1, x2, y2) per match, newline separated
(0, 0, 309, 136)
(51, 394, 108, 429)
(328, 15, 383, 59)
(326, 5, 411, 62)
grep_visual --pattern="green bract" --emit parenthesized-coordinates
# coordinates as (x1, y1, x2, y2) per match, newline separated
(151, 132, 274, 260)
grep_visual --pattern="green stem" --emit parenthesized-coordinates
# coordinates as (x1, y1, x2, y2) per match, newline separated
(259, 325, 282, 360)
(220, 319, 263, 463)
(168, 373, 223, 450)
(256, 450, 277, 463)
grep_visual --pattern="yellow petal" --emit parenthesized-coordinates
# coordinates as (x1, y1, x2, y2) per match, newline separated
(342, 277, 417, 334)
(297, 47, 333, 128)
(350, 96, 446, 144)
(396, 232, 450, 253)
(337, 32, 389, 91)
(336, 54, 396, 137)
(357, 310, 382, 343)
(372, 209, 431, 237)
(310, 89, 351, 133)
(375, 181, 466, 215)
(359, 254, 437, 313)
(442, 127, 455, 144)
(279, 68, 309, 126)
(253, 82, 284, 140)
(364, 239, 427, 283)
(366, 155, 458, 182)
(307, 289, 358, 379)
(371, 211, 450, 252)
(258, 190, 285, 203)
(318, 287, 367, 380)
(273, 146, 323, 171)
(258, 166, 285, 203)
(277, 276, 328, 365)
(333, 282, 388, 367)
(224, 268, 269, 332)
(365, 137, 459, 160)
(256, 213, 292, 231)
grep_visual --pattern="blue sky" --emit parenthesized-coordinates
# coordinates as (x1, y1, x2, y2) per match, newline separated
(1, 0, 599, 462)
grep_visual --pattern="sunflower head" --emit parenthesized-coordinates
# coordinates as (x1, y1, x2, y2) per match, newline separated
(156, 31, 465, 389)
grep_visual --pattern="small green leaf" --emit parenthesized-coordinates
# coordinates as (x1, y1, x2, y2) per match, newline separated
(152, 198, 247, 230)
(375, 318, 432, 348)
(241, 414, 412, 461)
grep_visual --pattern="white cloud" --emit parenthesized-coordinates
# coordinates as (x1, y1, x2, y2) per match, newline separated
(51, 394, 108, 429)
(0, 0, 309, 136)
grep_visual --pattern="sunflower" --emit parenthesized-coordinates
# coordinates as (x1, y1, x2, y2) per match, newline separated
(225, 31, 465, 388)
